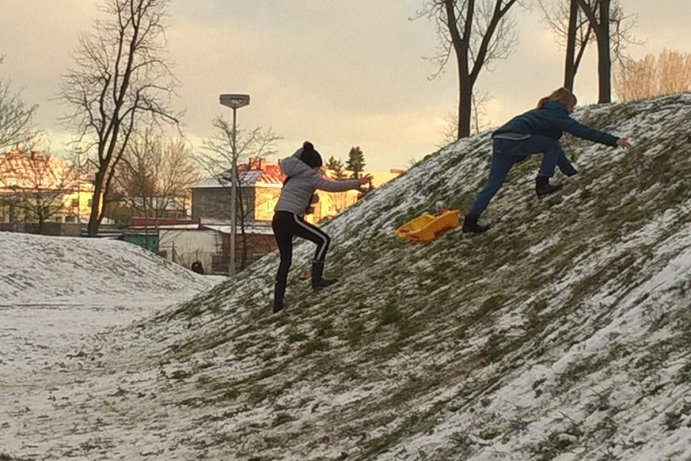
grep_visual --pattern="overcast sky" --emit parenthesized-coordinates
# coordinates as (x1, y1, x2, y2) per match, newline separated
(0, 0, 689, 171)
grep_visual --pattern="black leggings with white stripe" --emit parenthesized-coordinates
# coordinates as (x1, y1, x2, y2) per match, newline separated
(272, 211, 331, 285)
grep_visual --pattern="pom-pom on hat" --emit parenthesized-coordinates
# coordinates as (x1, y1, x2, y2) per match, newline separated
(299, 141, 323, 168)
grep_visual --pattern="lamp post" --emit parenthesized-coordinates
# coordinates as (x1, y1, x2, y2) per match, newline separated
(74, 146, 84, 224)
(219, 93, 250, 277)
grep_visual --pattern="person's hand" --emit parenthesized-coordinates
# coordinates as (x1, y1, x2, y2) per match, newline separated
(359, 174, 373, 186)
(617, 138, 631, 149)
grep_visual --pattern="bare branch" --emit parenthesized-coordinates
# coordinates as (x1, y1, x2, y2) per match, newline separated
(416, 0, 519, 139)
(614, 49, 691, 101)
(0, 59, 39, 150)
(59, 0, 181, 236)
(112, 129, 198, 218)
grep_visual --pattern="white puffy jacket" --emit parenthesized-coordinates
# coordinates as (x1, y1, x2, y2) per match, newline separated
(274, 149, 361, 215)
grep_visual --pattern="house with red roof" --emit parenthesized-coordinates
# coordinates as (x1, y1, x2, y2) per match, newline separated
(188, 156, 377, 273)
(191, 157, 285, 225)
(0, 148, 95, 233)
(153, 157, 403, 274)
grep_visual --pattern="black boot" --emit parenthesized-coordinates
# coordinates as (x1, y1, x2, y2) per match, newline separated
(273, 280, 286, 313)
(535, 175, 562, 199)
(462, 213, 488, 235)
(311, 260, 337, 290)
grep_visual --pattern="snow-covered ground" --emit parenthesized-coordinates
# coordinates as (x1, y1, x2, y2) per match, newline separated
(1, 94, 690, 460)
(0, 233, 224, 460)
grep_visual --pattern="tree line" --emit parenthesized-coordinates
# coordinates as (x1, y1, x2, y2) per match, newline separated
(419, 0, 687, 139)
(1, 0, 689, 235)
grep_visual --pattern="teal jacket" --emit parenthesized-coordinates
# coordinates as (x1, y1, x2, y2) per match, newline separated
(493, 101, 619, 146)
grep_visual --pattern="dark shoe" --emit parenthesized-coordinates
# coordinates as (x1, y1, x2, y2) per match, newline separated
(313, 278, 337, 290)
(462, 213, 488, 235)
(273, 299, 284, 314)
(535, 176, 562, 199)
(311, 260, 338, 291)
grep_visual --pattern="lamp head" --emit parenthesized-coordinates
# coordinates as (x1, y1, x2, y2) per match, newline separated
(219, 94, 250, 109)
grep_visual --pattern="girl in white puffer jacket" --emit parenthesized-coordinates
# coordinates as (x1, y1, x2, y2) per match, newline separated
(271, 141, 371, 313)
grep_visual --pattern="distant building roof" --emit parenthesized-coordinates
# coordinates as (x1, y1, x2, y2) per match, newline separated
(129, 217, 201, 229)
(0, 148, 81, 191)
(192, 157, 403, 190)
(201, 223, 274, 235)
(193, 160, 284, 190)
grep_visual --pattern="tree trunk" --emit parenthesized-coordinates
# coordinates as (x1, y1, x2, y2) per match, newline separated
(457, 72, 473, 139)
(87, 171, 104, 236)
(597, 0, 612, 102)
(441, 0, 517, 139)
(60, 0, 179, 237)
(444, 0, 473, 139)
(576, 0, 612, 103)
(564, 0, 578, 90)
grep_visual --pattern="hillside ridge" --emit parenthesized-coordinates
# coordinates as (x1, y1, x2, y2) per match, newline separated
(143, 93, 690, 460)
(0, 232, 216, 304)
(2, 93, 690, 461)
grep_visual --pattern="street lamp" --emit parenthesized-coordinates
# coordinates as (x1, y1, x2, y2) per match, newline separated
(74, 146, 84, 224)
(219, 93, 250, 277)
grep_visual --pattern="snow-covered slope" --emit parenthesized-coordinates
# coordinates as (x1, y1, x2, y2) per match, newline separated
(1, 94, 690, 460)
(0, 233, 223, 460)
(0, 232, 215, 304)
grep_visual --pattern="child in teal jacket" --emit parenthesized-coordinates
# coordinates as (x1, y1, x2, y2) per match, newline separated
(463, 87, 631, 234)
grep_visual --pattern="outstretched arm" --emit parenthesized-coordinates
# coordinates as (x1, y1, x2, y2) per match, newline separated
(312, 171, 370, 192)
(556, 115, 620, 146)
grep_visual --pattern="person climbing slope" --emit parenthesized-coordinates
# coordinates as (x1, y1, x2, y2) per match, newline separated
(272, 141, 372, 313)
(463, 87, 631, 234)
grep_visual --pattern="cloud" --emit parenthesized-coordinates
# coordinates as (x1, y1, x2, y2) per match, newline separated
(1, 0, 689, 171)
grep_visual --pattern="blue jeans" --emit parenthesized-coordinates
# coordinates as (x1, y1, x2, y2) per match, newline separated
(467, 136, 576, 216)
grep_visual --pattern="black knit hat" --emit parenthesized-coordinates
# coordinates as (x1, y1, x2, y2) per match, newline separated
(300, 141, 323, 168)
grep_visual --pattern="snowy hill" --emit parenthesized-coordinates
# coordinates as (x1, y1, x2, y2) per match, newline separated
(1, 93, 690, 460)
(0, 232, 217, 304)
(0, 233, 223, 459)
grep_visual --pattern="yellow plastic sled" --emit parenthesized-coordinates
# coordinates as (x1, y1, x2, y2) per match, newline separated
(395, 209, 460, 242)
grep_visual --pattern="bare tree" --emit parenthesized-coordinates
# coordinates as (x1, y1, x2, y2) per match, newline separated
(441, 91, 491, 147)
(573, 0, 612, 102)
(470, 91, 492, 135)
(198, 119, 281, 269)
(0, 58, 38, 150)
(0, 149, 75, 231)
(59, 0, 180, 237)
(657, 49, 691, 95)
(115, 131, 199, 219)
(417, 0, 518, 139)
(614, 49, 691, 102)
(613, 54, 655, 102)
(539, 0, 637, 95)
(538, 0, 592, 90)
(574, 0, 633, 103)
(563, 0, 581, 91)
(199, 120, 280, 180)
(440, 110, 459, 147)
(114, 145, 156, 221)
